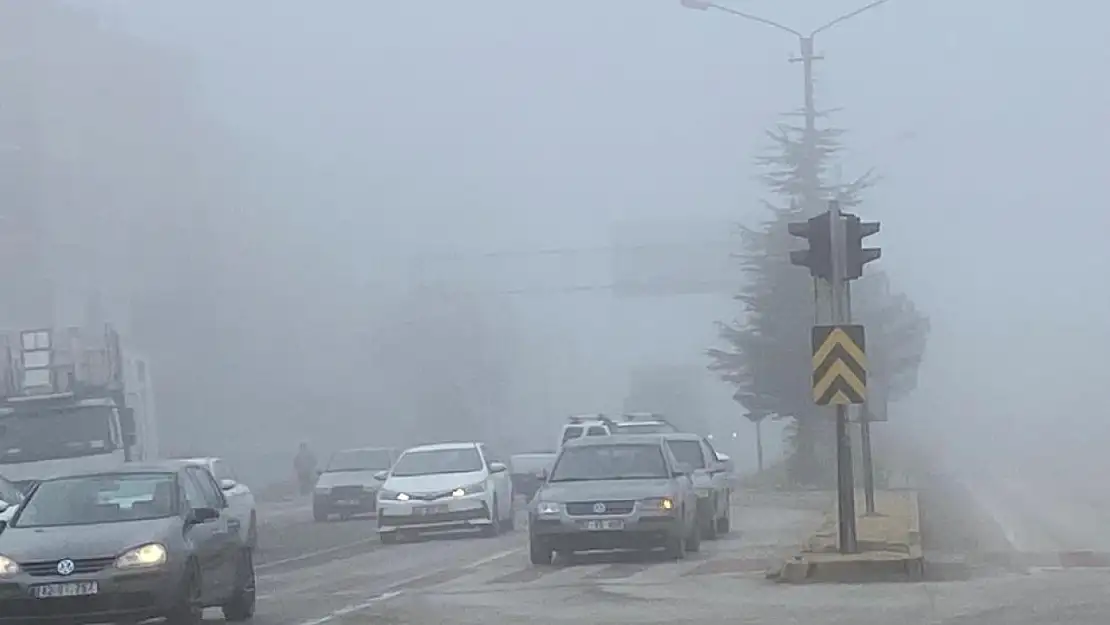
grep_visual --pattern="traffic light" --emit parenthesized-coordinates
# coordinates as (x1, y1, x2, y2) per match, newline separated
(845, 214, 881, 280)
(788, 212, 832, 280)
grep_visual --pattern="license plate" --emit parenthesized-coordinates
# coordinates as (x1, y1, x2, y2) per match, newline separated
(415, 505, 448, 516)
(584, 519, 624, 531)
(32, 582, 99, 599)
(336, 499, 360, 506)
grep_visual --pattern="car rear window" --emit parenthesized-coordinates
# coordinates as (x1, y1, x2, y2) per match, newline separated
(561, 426, 584, 444)
(550, 444, 668, 481)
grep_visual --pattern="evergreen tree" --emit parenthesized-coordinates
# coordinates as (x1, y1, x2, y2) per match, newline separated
(708, 118, 928, 487)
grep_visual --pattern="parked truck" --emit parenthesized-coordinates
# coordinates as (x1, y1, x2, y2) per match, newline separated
(0, 325, 157, 489)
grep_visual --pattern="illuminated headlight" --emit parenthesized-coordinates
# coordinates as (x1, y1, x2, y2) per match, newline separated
(114, 543, 167, 569)
(451, 482, 486, 497)
(641, 497, 676, 512)
(534, 501, 561, 515)
(378, 490, 409, 501)
(0, 554, 19, 577)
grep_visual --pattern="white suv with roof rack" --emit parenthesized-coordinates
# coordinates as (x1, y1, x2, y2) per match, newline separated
(612, 412, 681, 435)
(559, 414, 614, 448)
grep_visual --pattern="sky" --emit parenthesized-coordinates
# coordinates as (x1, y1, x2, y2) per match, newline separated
(45, 0, 1110, 474)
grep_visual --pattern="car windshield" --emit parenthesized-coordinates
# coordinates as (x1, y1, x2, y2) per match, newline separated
(390, 447, 483, 477)
(0, 405, 117, 464)
(549, 444, 669, 482)
(14, 472, 178, 527)
(328, 449, 393, 472)
(0, 475, 22, 504)
(666, 440, 706, 469)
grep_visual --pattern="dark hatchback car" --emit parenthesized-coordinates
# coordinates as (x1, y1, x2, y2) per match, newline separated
(314, 447, 398, 522)
(0, 463, 254, 625)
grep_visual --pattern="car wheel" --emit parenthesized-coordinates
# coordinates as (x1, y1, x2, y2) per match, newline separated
(165, 563, 202, 625)
(313, 506, 328, 523)
(717, 505, 731, 535)
(686, 516, 702, 553)
(222, 548, 257, 622)
(246, 512, 258, 549)
(481, 497, 501, 537)
(529, 538, 553, 565)
(702, 504, 718, 541)
(379, 531, 398, 545)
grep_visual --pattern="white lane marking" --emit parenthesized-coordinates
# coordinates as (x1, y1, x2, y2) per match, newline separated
(256, 537, 379, 572)
(271, 546, 522, 621)
(293, 591, 402, 625)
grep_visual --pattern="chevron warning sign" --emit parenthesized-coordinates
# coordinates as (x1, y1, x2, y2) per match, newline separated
(811, 324, 867, 406)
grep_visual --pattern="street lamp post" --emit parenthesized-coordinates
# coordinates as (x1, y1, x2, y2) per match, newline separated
(682, 0, 896, 552)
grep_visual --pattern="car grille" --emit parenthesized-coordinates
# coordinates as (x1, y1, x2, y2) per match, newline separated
(565, 500, 636, 516)
(330, 485, 367, 499)
(406, 490, 454, 501)
(20, 557, 116, 577)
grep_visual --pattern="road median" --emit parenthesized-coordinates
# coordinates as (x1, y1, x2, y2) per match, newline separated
(768, 489, 923, 583)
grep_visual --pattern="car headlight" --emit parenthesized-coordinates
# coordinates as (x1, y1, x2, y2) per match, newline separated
(641, 497, 676, 512)
(0, 554, 19, 577)
(378, 490, 409, 501)
(451, 482, 486, 497)
(114, 543, 167, 569)
(535, 501, 561, 515)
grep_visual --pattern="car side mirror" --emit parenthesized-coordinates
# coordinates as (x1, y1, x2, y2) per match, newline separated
(373, 470, 389, 481)
(488, 462, 507, 474)
(186, 507, 219, 525)
(715, 452, 730, 463)
(219, 479, 237, 491)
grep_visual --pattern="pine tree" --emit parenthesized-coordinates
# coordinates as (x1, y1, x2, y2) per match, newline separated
(708, 117, 927, 487)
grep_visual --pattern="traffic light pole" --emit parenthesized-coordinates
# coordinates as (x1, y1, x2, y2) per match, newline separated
(827, 198, 858, 554)
(860, 407, 877, 515)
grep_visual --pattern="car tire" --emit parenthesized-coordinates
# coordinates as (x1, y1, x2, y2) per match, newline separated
(663, 529, 686, 560)
(222, 548, 257, 622)
(165, 562, 203, 625)
(686, 516, 702, 553)
(529, 539, 553, 565)
(379, 531, 398, 545)
(481, 497, 501, 537)
(717, 505, 731, 535)
(313, 507, 328, 523)
(246, 512, 258, 549)
(702, 504, 718, 541)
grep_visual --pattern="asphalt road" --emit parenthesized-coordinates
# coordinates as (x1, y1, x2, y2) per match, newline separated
(215, 483, 1110, 625)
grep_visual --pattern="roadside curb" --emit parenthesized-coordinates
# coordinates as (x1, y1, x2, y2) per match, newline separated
(766, 490, 924, 583)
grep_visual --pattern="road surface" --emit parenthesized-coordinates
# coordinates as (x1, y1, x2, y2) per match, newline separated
(229, 486, 1110, 624)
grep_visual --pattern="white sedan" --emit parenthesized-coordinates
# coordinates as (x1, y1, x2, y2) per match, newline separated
(376, 442, 514, 543)
(176, 456, 258, 548)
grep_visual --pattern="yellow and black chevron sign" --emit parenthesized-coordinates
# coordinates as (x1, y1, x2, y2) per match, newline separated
(811, 324, 867, 406)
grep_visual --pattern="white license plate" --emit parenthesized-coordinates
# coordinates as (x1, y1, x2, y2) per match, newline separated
(336, 499, 360, 506)
(584, 519, 624, 531)
(415, 505, 448, 516)
(32, 582, 99, 599)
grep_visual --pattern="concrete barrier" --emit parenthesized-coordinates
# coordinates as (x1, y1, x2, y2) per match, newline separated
(767, 489, 924, 583)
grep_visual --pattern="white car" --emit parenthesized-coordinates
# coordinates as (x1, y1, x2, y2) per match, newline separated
(0, 473, 23, 524)
(176, 456, 258, 548)
(376, 442, 514, 543)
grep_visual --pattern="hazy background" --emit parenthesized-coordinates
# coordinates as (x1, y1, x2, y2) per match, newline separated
(3, 0, 1108, 481)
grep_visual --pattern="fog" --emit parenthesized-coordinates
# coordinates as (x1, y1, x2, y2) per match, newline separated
(2, 0, 1108, 486)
